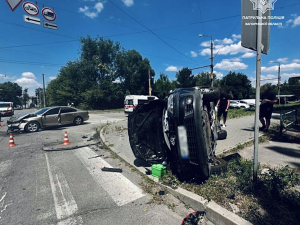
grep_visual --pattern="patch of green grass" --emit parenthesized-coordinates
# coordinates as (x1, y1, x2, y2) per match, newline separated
(227, 108, 255, 120)
(168, 203, 176, 210)
(89, 108, 124, 114)
(161, 157, 300, 225)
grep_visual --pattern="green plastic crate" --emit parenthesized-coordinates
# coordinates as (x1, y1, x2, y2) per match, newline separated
(151, 164, 166, 178)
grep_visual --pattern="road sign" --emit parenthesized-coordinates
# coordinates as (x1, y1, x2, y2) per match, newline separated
(23, 2, 39, 16)
(24, 15, 40, 25)
(43, 21, 58, 30)
(5, 0, 23, 11)
(241, 0, 270, 55)
(42, 7, 56, 21)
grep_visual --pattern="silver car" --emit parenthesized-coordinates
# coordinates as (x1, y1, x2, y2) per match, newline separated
(7, 106, 89, 133)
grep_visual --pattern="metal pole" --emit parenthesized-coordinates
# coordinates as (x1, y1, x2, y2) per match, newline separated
(148, 67, 152, 96)
(278, 64, 281, 105)
(42, 74, 46, 107)
(210, 37, 214, 87)
(253, 10, 263, 183)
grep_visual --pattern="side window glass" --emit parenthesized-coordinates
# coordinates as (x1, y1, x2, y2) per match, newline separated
(45, 108, 60, 115)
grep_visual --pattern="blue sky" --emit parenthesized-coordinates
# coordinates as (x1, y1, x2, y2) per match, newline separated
(0, 0, 300, 95)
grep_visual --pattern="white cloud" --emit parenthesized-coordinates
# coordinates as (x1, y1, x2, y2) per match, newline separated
(232, 34, 241, 40)
(214, 59, 248, 71)
(292, 15, 300, 27)
(223, 57, 242, 62)
(165, 66, 179, 72)
(241, 52, 255, 58)
(22, 72, 36, 79)
(79, 2, 104, 19)
(214, 71, 224, 79)
(277, 57, 288, 63)
(262, 62, 300, 73)
(293, 59, 300, 63)
(122, 0, 134, 7)
(201, 41, 250, 56)
(200, 41, 210, 47)
(281, 73, 300, 79)
(190, 51, 197, 57)
(280, 14, 300, 28)
(14, 77, 40, 88)
(49, 76, 56, 81)
(0, 73, 8, 79)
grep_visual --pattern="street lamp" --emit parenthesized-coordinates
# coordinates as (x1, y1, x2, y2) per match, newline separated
(199, 34, 214, 87)
(269, 61, 281, 105)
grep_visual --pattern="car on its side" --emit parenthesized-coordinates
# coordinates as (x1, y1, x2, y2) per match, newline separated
(230, 100, 250, 109)
(7, 106, 89, 133)
(128, 87, 227, 181)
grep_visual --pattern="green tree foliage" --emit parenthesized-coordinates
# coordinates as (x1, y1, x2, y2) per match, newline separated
(0, 82, 22, 105)
(22, 88, 30, 109)
(175, 67, 195, 88)
(220, 72, 251, 99)
(194, 71, 221, 87)
(153, 73, 176, 99)
(46, 36, 155, 109)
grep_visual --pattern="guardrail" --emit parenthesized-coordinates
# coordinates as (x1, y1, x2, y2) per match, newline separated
(280, 106, 299, 136)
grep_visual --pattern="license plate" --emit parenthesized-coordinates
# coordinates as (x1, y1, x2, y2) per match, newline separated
(178, 126, 189, 159)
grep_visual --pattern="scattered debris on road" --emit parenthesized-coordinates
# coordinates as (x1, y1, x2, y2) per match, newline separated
(101, 167, 123, 173)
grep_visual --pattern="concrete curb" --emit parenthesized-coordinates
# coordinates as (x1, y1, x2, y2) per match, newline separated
(99, 124, 253, 225)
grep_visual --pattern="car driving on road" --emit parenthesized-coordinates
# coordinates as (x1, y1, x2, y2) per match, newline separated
(128, 87, 227, 181)
(7, 106, 89, 133)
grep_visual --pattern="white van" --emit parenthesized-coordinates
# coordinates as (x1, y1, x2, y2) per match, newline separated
(0, 102, 14, 116)
(124, 95, 158, 113)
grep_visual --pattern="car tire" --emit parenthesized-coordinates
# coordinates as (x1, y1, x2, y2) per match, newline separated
(73, 116, 83, 125)
(25, 121, 40, 133)
(217, 129, 227, 140)
(211, 157, 227, 175)
(199, 87, 220, 102)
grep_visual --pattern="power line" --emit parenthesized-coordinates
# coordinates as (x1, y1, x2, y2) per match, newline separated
(107, 0, 198, 63)
(0, 58, 64, 67)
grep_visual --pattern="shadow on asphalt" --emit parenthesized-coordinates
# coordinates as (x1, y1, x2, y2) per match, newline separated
(288, 162, 300, 169)
(266, 145, 300, 158)
(134, 159, 151, 167)
(42, 122, 90, 131)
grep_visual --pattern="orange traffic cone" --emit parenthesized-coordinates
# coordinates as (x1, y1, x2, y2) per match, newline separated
(62, 131, 71, 146)
(8, 133, 17, 147)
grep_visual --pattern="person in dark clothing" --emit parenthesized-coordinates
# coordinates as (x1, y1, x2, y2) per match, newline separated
(216, 89, 231, 127)
(259, 86, 278, 131)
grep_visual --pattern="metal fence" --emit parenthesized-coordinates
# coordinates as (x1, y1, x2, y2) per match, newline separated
(280, 106, 299, 136)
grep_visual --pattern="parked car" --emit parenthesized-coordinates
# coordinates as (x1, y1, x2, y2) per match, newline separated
(7, 106, 89, 133)
(241, 99, 256, 107)
(0, 102, 14, 116)
(230, 100, 250, 109)
(128, 87, 227, 181)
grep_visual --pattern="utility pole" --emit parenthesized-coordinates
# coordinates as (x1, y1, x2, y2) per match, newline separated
(148, 67, 152, 96)
(278, 64, 281, 105)
(42, 74, 46, 107)
(253, 9, 263, 183)
(210, 37, 214, 87)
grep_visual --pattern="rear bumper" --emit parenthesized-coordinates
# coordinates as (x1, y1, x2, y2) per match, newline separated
(0, 111, 14, 116)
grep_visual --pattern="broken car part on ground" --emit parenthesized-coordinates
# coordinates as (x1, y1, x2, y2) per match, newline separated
(128, 87, 227, 181)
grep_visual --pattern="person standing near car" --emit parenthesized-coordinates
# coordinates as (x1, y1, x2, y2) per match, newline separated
(259, 85, 278, 132)
(216, 88, 231, 128)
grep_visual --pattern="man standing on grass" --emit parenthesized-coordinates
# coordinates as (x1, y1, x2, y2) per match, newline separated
(259, 85, 278, 132)
(216, 88, 231, 128)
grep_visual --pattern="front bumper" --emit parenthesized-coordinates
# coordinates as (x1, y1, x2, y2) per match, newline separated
(7, 121, 26, 133)
(0, 111, 13, 116)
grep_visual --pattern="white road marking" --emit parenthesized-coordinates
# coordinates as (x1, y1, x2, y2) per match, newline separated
(74, 147, 144, 206)
(45, 153, 83, 224)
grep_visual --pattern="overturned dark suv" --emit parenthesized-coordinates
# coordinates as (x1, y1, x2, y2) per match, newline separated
(128, 87, 227, 181)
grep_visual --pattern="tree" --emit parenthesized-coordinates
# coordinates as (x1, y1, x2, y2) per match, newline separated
(176, 68, 195, 88)
(220, 72, 251, 99)
(22, 88, 30, 108)
(194, 71, 220, 87)
(153, 73, 176, 99)
(0, 82, 22, 105)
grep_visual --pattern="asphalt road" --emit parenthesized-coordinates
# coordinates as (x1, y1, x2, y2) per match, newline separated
(0, 109, 191, 225)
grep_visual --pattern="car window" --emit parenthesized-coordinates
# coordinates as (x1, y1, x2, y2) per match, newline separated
(34, 108, 50, 115)
(45, 108, 60, 115)
(138, 100, 148, 105)
(61, 108, 77, 113)
(126, 100, 133, 105)
(0, 104, 11, 107)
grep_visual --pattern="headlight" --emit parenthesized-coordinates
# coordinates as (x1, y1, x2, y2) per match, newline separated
(185, 97, 193, 105)
(167, 94, 174, 114)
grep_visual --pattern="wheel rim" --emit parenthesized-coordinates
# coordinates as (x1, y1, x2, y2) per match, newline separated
(75, 118, 82, 124)
(28, 123, 38, 132)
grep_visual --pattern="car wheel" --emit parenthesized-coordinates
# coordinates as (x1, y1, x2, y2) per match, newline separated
(25, 121, 40, 132)
(74, 116, 83, 125)
(199, 87, 220, 102)
(211, 157, 227, 174)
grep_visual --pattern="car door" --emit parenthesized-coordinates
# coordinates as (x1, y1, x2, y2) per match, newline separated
(128, 100, 168, 164)
(42, 107, 60, 127)
(60, 107, 77, 124)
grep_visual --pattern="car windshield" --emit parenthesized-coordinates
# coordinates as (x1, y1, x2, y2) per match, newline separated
(0, 104, 11, 107)
(34, 108, 50, 116)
